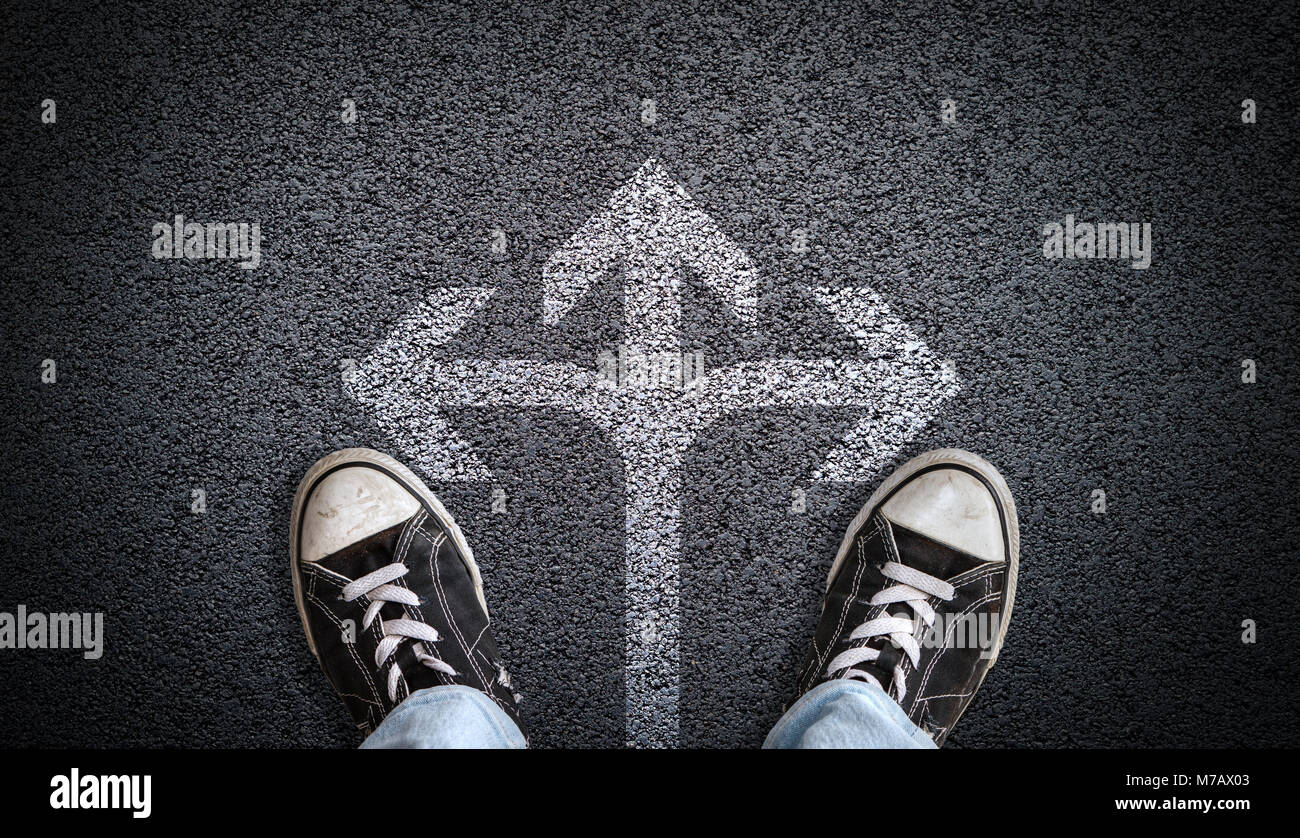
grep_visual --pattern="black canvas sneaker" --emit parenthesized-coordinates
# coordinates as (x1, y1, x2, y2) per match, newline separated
(792, 448, 1019, 746)
(290, 448, 523, 738)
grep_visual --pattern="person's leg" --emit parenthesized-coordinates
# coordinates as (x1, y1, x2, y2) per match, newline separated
(763, 680, 936, 749)
(777, 448, 1019, 748)
(361, 685, 526, 749)
(290, 448, 526, 747)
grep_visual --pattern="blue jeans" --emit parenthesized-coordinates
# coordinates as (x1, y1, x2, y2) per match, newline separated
(361, 679, 936, 749)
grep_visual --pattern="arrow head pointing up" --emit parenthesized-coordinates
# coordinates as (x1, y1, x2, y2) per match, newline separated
(542, 159, 758, 338)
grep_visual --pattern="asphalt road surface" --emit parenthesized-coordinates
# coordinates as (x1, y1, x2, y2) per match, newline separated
(1, 0, 1297, 748)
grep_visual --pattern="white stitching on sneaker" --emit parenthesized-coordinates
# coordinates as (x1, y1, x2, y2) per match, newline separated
(304, 566, 385, 708)
(413, 527, 520, 714)
(393, 515, 456, 689)
(341, 563, 457, 701)
(825, 561, 955, 702)
(802, 520, 881, 694)
(913, 590, 999, 702)
(894, 567, 1000, 687)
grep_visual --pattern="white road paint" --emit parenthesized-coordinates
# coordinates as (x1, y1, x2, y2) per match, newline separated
(350, 159, 959, 747)
(360, 287, 497, 481)
(543, 159, 758, 344)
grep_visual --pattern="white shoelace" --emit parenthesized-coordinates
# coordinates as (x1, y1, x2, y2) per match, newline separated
(341, 563, 456, 702)
(825, 561, 955, 702)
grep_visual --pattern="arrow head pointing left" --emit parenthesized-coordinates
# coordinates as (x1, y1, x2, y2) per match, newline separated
(349, 286, 498, 481)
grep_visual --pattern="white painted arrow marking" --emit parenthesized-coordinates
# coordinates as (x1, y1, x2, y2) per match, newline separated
(806, 287, 961, 481)
(543, 159, 757, 347)
(350, 159, 959, 748)
(355, 287, 497, 481)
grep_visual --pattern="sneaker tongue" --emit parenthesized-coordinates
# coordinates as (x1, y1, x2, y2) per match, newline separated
(882, 515, 988, 580)
(841, 515, 968, 682)
(316, 517, 440, 693)
(315, 520, 408, 581)
(830, 521, 923, 683)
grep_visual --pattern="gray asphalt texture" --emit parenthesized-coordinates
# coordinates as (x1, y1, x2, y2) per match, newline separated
(2, 0, 1297, 748)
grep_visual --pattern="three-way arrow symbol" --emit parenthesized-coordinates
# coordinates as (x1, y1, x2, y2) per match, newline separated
(351, 159, 959, 748)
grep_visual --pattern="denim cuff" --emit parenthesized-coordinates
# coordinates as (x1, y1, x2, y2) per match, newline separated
(361, 685, 527, 749)
(763, 678, 937, 749)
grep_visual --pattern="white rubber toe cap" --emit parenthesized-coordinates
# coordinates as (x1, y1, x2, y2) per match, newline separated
(299, 466, 420, 564)
(880, 468, 1005, 563)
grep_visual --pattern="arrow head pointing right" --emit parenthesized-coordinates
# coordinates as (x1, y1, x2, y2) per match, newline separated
(810, 286, 960, 482)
